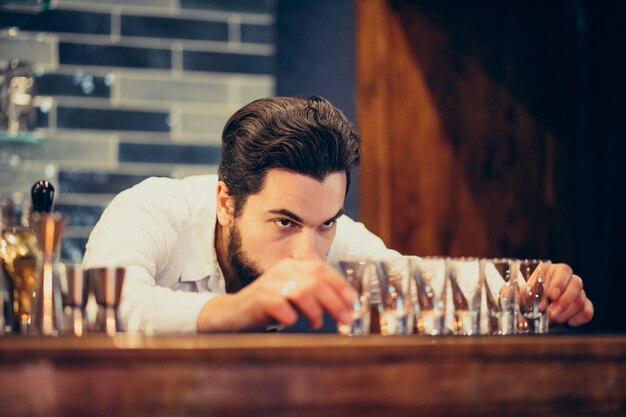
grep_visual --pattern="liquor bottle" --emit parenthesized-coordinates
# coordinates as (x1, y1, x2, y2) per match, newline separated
(0, 195, 38, 333)
(29, 180, 66, 336)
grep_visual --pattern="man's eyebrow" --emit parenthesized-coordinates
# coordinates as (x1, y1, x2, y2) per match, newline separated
(268, 209, 303, 223)
(326, 208, 345, 223)
(268, 208, 344, 225)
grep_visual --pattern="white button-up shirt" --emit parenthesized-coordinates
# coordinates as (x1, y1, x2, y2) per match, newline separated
(82, 175, 399, 333)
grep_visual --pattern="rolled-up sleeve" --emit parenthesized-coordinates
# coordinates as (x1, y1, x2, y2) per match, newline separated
(82, 185, 217, 333)
(120, 264, 217, 334)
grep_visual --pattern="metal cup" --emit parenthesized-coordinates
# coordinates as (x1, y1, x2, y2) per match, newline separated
(86, 266, 125, 336)
(59, 264, 89, 337)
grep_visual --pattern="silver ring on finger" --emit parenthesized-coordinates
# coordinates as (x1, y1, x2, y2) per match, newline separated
(281, 280, 298, 298)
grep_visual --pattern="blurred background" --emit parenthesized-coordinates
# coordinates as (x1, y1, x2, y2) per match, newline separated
(0, 0, 623, 332)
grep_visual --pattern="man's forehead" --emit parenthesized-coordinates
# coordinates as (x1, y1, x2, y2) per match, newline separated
(248, 169, 346, 222)
(260, 169, 346, 192)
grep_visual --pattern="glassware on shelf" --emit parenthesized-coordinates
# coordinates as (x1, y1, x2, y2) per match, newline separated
(0, 58, 37, 137)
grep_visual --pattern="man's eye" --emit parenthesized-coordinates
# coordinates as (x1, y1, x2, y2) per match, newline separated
(319, 220, 336, 230)
(274, 219, 293, 229)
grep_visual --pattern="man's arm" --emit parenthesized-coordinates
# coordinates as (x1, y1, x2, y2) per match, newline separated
(196, 258, 356, 332)
(83, 189, 216, 333)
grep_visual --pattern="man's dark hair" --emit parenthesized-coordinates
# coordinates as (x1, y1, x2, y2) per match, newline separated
(218, 96, 361, 216)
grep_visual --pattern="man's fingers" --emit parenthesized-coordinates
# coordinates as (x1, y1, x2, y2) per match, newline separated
(260, 259, 356, 330)
(286, 274, 354, 329)
(314, 261, 358, 305)
(542, 264, 594, 327)
(285, 286, 325, 329)
(551, 273, 583, 308)
(315, 282, 354, 325)
(546, 263, 574, 300)
(567, 298, 595, 327)
(549, 288, 586, 323)
(264, 295, 299, 328)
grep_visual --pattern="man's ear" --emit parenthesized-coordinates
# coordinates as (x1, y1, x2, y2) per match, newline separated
(216, 181, 235, 226)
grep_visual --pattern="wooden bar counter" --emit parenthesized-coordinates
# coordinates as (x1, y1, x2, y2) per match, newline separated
(1, 334, 625, 417)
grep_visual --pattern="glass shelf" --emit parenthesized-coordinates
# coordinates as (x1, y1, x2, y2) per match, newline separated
(0, 130, 43, 144)
(0, 0, 50, 13)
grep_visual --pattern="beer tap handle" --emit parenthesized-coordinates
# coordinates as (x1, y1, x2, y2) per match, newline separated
(31, 180, 55, 214)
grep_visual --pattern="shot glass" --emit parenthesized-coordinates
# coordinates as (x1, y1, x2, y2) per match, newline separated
(411, 256, 448, 335)
(516, 259, 552, 334)
(480, 258, 518, 335)
(334, 258, 372, 336)
(373, 257, 412, 335)
(447, 257, 482, 335)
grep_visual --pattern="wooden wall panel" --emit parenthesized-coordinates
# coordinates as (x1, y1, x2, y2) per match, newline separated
(356, 0, 393, 244)
(357, 0, 573, 259)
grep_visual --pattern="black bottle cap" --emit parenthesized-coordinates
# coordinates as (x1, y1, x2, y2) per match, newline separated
(31, 180, 55, 213)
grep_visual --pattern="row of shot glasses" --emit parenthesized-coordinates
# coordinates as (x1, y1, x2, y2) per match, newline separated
(335, 257, 552, 336)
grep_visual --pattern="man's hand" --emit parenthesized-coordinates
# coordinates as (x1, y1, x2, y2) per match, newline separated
(197, 258, 356, 332)
(546, 263, 594, 326)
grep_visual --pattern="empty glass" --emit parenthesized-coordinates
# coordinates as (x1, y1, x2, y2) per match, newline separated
(481, 258, 518, 335)
(516, 259, 552, 334)
(373, 257, 412, 335)
(447, 257, 482, 335)
(411, 256, 448, 335)
(335, 258, 372, 336)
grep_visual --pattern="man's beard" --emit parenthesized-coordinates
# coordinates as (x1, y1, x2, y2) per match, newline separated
(226, 222, 262, 292)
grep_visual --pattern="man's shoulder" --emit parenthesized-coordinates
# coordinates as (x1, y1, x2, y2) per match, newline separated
(330, 215, 401, 259)
(128, 174, 215, 191)
(117, 175, 216, 199)
(110, 175, 217, 215)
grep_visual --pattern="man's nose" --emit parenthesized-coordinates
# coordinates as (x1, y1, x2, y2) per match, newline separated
(292, 229, 321, 260)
